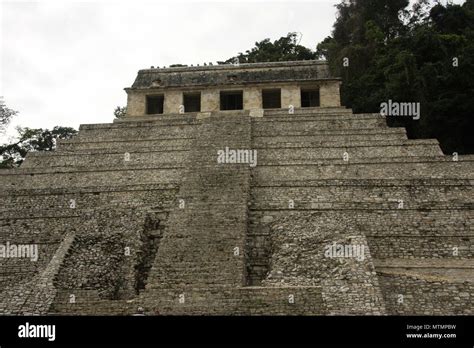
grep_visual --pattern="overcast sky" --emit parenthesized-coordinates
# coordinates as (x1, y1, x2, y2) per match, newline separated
(0, 0, 337, 141)
(0, 0, 463, 142)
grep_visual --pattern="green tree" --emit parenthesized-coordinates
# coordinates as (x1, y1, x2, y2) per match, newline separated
(220, 32, 317, 64)
(114, 106, 127, 119)
(318, 0, 474, 154)
(0, 126, 77, 168)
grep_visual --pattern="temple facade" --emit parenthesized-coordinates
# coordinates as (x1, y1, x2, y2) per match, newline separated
(125, 61, 341, 116)
(0, 60, 472, 315)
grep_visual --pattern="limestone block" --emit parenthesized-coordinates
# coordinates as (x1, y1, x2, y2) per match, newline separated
(249, 109, 264, 118)
(201, 89, 219, 112)
(164, 90, 183, 114)
(126, 91, 146, 117)
(320, 81, 341, 107)
(243, 87, 262, 110)
(197, 112, 211, 120)
(281, 85, 301, 109)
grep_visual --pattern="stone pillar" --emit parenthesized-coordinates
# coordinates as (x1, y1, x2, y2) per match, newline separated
(243, 87, 262, 110)
(320, 81, 341, 107)
(201, 89, 220, 112)
(281, 85, 301, 108)
(164, 90, 182, 114)
(126, 90, 146, 117)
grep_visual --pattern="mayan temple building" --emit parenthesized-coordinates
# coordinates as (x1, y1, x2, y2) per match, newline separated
(0, 60, 473, 315)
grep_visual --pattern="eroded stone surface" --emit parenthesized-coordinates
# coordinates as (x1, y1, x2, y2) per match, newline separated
(0, 61, 472, 315)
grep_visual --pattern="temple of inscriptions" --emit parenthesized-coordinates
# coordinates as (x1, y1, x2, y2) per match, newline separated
(0, 60, 472, 315)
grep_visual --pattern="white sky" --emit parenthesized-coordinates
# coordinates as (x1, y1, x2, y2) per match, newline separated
(0, 0, 464, 142)
(0, 0, 337, 141)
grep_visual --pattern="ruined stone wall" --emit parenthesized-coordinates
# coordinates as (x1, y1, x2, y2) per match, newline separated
(0, 114, 194, 314)
(126, 61, 341, 116)
(247, 108, 473, 315)
(379, 273, 474, 315)
(52, 286, 325, 315)
(0, 105, 472, 316)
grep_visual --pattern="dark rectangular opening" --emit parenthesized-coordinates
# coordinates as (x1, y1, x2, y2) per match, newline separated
(301, 89, 320, 107)
(183, 92, 201, 112)
(146, 95, 164, 114)
(220, 90, 243, 110)
(262, 89, 281, 109)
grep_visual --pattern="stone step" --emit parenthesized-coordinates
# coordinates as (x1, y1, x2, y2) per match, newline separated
(0, 216, 81, 239)
(256, 155, 461, 167)
(65, 126, 405, 145)
(0, 182, 177, 197)
(254, 143, 443, 163)
(33, 142, 443, 170)
(0, 206, 169, 220)
(262, 107, 353, 116)
(253, 118, 387, 135)
(252, 159, 474, 181)
(254, 131, 407, 145)
(250, 184, 473, 210)
(50, 289, 137, 315)
(374, 258, 474, 283)
(378, 272, 473, 315)
(140, 286, 325, 315)
(0, 167, 182, 190)
(114, 107, 352, 124)
(84, 114, 200, 129)
(22, 150, 190, 169)
(58, 129, 408, 153)
(368, 235, 473, 259)
(75, 124, 197, 141)
(0, 188, 176, 213)
(53, 138, 192, 151)
(248, 209, 473, 233)
(146, 115, 251, 289)
(254, 113, 380, 122)
(251, 178, 473, 187)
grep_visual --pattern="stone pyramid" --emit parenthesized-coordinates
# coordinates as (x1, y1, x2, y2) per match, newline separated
(0, 61, 472, 315)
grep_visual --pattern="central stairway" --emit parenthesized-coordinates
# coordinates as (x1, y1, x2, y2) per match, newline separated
(1, 107, 472, 315)
(145, 113, 251, 290)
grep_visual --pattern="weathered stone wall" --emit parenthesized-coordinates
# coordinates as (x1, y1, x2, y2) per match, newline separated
(126, 61, 341, 116)
(251, 211, 385, 315)
(0, 232, 74, 314)
(126, 90, 146, 117)
(0, 105, 472, 316)
(201, 89, 220, 112)
(279, 85, 300, 108)
(320, 81, 341, 107)
(243, 87, 262, 110)
(379, 273, 473, 315)
(130, 60, 331, 89)
(0, 112, 193, 314)
(163, 90, 182, 114)
(52, 286, 325, 315)
(245, 107, 472, 315)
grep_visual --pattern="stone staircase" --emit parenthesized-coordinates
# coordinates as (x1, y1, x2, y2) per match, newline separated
(0, 107, 472, 315)
(145, 114, 251, 289)
(140, 114, 253, 314)
(246, 108, 473, 315)
(0, 114, 193, 314)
